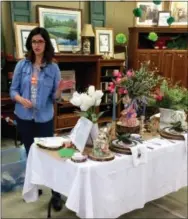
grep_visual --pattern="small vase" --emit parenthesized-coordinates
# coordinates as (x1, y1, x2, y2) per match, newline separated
(87, 123, 99, 146)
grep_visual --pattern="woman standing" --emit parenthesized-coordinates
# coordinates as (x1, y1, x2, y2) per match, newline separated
(10, 27, 74, 211)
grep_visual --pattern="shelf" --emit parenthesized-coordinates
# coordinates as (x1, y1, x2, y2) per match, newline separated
(98, 116, 112, 123)
(55, 54, 102, 63)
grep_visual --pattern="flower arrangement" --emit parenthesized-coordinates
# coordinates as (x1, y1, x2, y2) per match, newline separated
(149, 79, 188, 111)
(70, 85, 104, 123)
(108, 62, 162, 110)
(108, 62, 162, 131)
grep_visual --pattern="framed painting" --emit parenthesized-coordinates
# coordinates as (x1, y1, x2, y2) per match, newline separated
(37, 5, 82, 52)
(135, 2, 163, 26)
(50, 38, 59, 53)
(95, 27, 114, 57)
(158, 11, 171, 27)
(170, 1, 188, 26)
(14, 22, 39, 59)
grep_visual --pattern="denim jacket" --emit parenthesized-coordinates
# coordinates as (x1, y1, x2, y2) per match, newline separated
(10, 59, 61, 123)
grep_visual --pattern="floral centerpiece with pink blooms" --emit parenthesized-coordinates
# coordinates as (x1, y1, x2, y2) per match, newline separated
(108, 62, 161, 133)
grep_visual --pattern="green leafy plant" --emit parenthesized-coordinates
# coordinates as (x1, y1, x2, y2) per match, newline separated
(149, 80, 188, 111)
(116, 33, 127, 44)
(119, 62, 162, 103)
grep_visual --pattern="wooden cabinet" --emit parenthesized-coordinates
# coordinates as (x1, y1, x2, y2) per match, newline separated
(172, 51, 188, 87)
(54, 55, 125, 131)
(137, 50, 161, 73)
(161, 51, 174, 78)
(128, 27, 188, 87)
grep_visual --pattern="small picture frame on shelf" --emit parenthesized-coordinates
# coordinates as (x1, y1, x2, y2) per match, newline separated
(157, 11, 171, 27)
(169, 1, 188, 26)
(50, 38, 59, 53)
(14, 22, 39, 59)
(95, 27, 114, 58)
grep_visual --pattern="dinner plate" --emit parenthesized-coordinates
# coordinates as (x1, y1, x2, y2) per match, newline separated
(163, 127, 186, 136)
(111, 139, 137, 149)
(34, 137, 71, 149)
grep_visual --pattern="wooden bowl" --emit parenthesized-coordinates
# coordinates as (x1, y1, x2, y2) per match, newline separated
(116, 123, 140, 134)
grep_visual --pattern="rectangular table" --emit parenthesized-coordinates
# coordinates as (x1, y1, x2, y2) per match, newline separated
(23, 138, 187, 218)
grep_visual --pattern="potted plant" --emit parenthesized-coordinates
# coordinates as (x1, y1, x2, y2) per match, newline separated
(149, 79, 188, 125)
(108, 61, 162, 133)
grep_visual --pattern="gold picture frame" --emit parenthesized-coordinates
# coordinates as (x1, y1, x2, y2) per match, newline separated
(169, 1, 188, 26)
(14, 22, 39, 59)
(95, 27, 114, 58)
(135, 2, 163, 26)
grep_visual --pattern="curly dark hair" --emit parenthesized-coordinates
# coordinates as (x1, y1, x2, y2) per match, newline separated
(25, 27, 54, 64)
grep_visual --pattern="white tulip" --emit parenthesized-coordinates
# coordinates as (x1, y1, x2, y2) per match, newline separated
(95, 90, 104, 100)
(80, 104, 91, 111)
(95, 99, 102, 106)
(80, 93, 93, 108)
(70, 96, 82, 106)
(88, 86, 95, 97)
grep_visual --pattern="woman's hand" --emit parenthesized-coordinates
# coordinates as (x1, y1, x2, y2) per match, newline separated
(19, 97, 33, 108)
(58, 79, 75, 91)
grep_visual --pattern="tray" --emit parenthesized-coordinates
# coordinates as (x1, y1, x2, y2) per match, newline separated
(71, 157, 87, 163)
(159, 128, 185, 140)
(109, 145, 132, 155)
(37, 144, 64, 151)
(88, 152, 115, 161)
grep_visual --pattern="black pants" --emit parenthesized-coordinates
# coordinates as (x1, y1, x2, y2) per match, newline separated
(16, 116, 60, 198)
(16, 116, 54, 156)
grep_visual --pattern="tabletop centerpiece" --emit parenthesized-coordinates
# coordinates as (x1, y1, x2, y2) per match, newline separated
(108, 61, 161, 135)
(70, 85, 104, 152)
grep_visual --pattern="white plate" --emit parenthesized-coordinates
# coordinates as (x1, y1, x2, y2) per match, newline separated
(34, 137, 71, 148)
(163, 127, 186, 136)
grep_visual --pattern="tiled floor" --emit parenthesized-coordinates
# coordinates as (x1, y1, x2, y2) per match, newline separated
(1, 137, 187, 218)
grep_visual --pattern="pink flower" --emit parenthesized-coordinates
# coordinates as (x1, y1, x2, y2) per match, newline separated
(109, 82, 114, 86)
(118, 88, 125, 94)
(110, 88, 115, 93)
(123, 89, 128, 94)
(113, 71, 120, 77)
(116, 77, 121, 83)
(117, 72, 122, 78)
(155, 95, 163, 101)
(126, 70, 134, 77)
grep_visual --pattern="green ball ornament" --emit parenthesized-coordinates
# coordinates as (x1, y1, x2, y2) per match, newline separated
(116, 33, 127, 44)
(148, 32, 158, 42)
(133, 8, 142, 18)
(167, 16, 175, 25)
(153, 0, 161, 5)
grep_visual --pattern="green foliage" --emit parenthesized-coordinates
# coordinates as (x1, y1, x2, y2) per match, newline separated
(120, 62, 162, 100)
(153, 0, 161, 5)
(133, 8, 142, 17)
(170, 121, 184, 132)
(116, 33, 127, 44)
(167, 16, 175, 25)
(148, 32, 158, 42)
(149, 80, 188, 111)
(77, 108, 105, 123)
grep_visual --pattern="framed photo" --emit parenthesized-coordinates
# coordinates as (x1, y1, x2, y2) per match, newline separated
(95, 27, 114, 57)
(37, 5, 82, 52)
(14, 22, 39, 59)
(158, 11, 171, 27)
(50, 38, 59, 53)
(170, 1, 188, 26)
(135, 2, 163, 26)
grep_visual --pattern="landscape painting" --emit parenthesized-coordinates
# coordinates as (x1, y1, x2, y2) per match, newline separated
(37, 6, 82, 52)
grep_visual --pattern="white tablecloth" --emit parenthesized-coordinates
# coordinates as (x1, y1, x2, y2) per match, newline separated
(23, 138, 187, 218)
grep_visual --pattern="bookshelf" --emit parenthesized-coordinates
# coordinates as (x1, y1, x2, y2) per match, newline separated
(1, 55, 125, 131)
